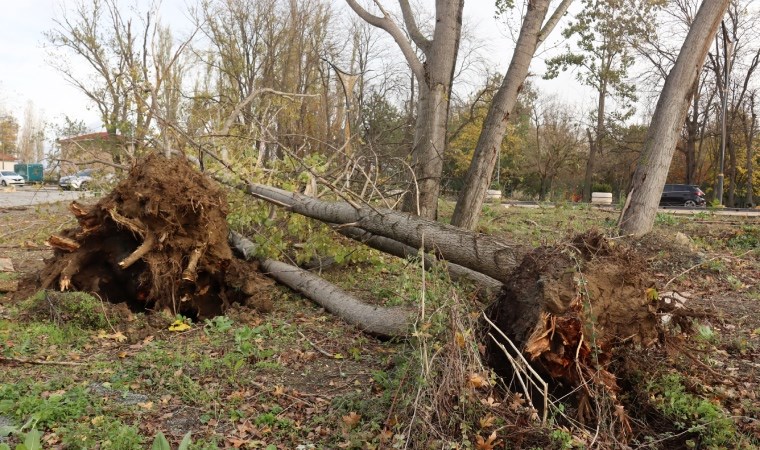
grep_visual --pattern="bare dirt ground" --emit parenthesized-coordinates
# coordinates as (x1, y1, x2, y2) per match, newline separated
(0, 184, 759, 449)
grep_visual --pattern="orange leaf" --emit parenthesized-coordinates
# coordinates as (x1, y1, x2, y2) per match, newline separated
(378, 428, 394, 443)
(479, 414, 496, 429)
(455, 332, 466, 349)
(475, 431, 500, 450)
(341, 411, 361, 428)
(468, 373, 488, 389)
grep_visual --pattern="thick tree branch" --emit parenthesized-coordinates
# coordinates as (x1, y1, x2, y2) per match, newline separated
(345, 0, 425, 82)
(229, 231, 413, 338)
(399, 0, 431, 53)
(537, 0, 574, 48)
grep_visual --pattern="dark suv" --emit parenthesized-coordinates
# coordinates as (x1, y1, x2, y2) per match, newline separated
(660, 184, 706, 207)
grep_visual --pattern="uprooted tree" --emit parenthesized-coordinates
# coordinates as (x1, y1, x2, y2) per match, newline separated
(38, 151, 665, 428)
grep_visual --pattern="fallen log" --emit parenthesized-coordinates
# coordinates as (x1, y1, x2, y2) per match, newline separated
(335, 226, 502, 291)
(229, 231, 413, 338)
(242, 182, 526, 284)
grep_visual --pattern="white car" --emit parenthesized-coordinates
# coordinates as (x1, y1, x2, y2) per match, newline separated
(0, 171, 25, 187)
(59, 169, 95, 190)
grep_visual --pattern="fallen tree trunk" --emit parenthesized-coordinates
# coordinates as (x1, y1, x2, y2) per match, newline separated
(242, 182, 525, 284)
(336, 226, 502, 291)
(229, 231, 413, 338)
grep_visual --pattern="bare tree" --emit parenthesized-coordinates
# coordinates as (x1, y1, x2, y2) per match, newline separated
(706, 0, 760, 206)
(619, 0, 730, 236)
(740, 92, 757, 206)
(526, 96, 585, 201)
(345, 0, 464, 219)
(46, 0, 189, 160)
(17, 101, 46, 163)
(450, 0, 573, 228)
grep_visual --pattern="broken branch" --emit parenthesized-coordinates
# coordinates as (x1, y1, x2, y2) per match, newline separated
(118, 233, 156, 269)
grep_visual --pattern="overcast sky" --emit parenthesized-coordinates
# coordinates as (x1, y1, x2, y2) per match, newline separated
(0, 0, 593, 139)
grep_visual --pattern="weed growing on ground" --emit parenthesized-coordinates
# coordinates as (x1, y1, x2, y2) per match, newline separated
(647, 373, 739, 448)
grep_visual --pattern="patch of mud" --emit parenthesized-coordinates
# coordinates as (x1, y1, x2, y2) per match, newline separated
(37, 153, 273, 319)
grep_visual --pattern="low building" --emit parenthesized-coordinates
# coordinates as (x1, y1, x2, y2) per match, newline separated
(56, 132, 126, 175)
(0, 153, 17, 172)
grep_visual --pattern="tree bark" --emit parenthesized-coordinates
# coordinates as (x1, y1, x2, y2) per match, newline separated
(345, 0, 463, 220)
(743, 94, 756, 207)
(727, 135, 736, 207)
(619, 0, 730, 236)
(336, 226, 502, 290)
(450, 0, 555, 230)
(229, 231, 413, 338)
(583, 81, 607, 202)
(242, 182, 525, 283)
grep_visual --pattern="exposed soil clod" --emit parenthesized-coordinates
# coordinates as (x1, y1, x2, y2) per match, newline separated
(38, 153, 273, 318)
(483, 231, 660, 423)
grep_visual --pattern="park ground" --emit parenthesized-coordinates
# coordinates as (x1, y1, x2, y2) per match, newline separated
(0, 195, 759, 449)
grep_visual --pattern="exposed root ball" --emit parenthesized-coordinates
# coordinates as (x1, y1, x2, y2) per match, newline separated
(483, 231, 659, 422)
(39, 153, 272, 318)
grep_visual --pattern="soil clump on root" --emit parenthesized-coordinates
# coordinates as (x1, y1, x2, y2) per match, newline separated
(483, 231, 660, 424)
(38, 153, 272, 318)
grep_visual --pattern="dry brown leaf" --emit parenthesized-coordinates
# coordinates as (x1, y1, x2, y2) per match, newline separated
(479, 414, 496, 429)
(342, 411, 361, 428)
(455, 332, 466, 349)
(226, 437, 247, 448)
(378, 428, 394, 443)
(236, 421, 253, 436)
(480, 396, 502, 408)
(475, 431, 500, 450)
(468, 373, 488, 389)
(273, 385, 285, 396)
(137, 401, 153, 410)
(509, 393, 526, 410)
(96, 330, 127, 342)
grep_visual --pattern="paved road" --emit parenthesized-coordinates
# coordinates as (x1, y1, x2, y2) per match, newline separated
(501, 200, 760, 218)
(0, 186, 94, 208)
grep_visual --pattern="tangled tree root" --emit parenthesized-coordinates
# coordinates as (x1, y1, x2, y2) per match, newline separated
(483, 231, 660, 436)
(39, 153, 273, 318)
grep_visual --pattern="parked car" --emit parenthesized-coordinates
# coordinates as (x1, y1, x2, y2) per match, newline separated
(659, 184, 706, 207)
(59, 169, 94, 190)
(0, 171, 25, 187)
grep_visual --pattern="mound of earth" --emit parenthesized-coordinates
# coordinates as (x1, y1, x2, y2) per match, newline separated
(483, 231, 660, 423)
(38, 153, 272, 318)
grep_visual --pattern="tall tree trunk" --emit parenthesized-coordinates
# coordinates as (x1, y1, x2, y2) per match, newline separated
(619, 0, 729, 236)
(685, 87, 701, 184)
(727, 135, 736, 206)
(450, 0, 554, 229)
(744, 94, 756, 207)
(345, 0, 463, 220)
(402, 82, 449, 218)
(401, 1, 464, 219)
(583, 83, 607, 202)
